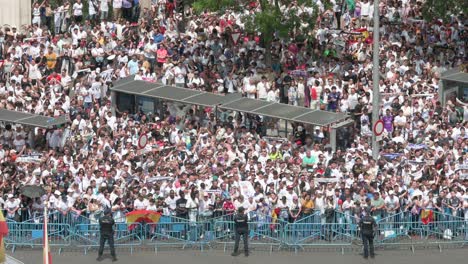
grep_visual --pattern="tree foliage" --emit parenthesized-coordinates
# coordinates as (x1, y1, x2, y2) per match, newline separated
(192, 0, 319, 45)
(421, 0, 468, 22)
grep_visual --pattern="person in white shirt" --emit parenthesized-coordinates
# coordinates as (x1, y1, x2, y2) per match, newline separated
(173, 62, 187, 87)
(277, 196, 290, 222)
(133, 195, 149, 210)
(113, 0, 123, 20)
(393, 110, 407, 128)
(100, 0, 110, 20)
(199, 193, 214, 218)
(314, 190, 326, 223)
(72, 0, 84, 22)
(360, 0, 372, 27)
(5, 194, 20, 220)
(256, 76, 270, 100)
(146, 199, 158, 211)
(164, 190, 178, 215)
(384, 190, 400, 214)
(186, 192, 199, 222)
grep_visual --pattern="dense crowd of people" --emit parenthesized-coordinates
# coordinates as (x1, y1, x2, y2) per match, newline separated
(0, 0, 467, 232)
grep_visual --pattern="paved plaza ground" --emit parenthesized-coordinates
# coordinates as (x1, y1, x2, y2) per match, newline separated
(8, 247, 468, 264)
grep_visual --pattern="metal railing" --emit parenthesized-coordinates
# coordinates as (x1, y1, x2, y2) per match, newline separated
(4, 210, 467, 254)
(5, 222, 71, 253)
(72, 223, 143, 255)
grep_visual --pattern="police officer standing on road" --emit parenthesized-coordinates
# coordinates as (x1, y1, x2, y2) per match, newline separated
(231, 206, 249, 257)
(359, 208, 377, 259)
(97, 208, 117, 262)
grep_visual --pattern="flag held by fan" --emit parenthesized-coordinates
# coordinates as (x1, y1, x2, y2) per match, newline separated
(421, 209, 434, 225)
(126, 210, 161, 230)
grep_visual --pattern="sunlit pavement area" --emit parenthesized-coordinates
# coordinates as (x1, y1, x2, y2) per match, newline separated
(8, 246, 468, 264)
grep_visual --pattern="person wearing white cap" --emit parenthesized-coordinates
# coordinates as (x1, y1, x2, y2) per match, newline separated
(55, 190, 70, 219)
(5, 194, 20, 220)
(384, 190, 400, 216)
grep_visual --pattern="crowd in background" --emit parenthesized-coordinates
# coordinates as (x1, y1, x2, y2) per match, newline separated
(0, 0, 467, 229)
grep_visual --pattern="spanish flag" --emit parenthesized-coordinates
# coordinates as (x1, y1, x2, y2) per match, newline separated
(270, 208, 281, 230)
(126, 210, 161, 230)
(0, 210, 8, 263)
(421, 209, 434, 225)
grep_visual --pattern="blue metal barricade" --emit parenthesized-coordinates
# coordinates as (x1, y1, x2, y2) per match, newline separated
(146, 215, 211, 252)
(23, 211, 91, 229)
(294, 211, 322, 224)
(72, 223, 143, 255)
(283, 222, 355, 254)
(374, 211, 467, 251)
(212, 220, 283, 254)
(5, 222, 71, 253)
(5, 210, 466, 254)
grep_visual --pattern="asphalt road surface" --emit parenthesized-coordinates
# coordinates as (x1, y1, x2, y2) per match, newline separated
(9, 247, 468, 264)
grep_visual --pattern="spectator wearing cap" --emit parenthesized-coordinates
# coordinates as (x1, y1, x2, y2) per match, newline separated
(5, 194, 19, 220)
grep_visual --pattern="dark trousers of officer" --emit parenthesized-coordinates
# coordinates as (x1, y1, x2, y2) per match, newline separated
(98, 233, 116, 258)
(361, 233, 374, 258)
(233, 229, 248, 254)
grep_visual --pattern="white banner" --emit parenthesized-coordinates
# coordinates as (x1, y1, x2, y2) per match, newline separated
(315, 178, 340, 183)
(239, 181, 255, 198)
(146, 176, 174, 183)
(15, 154, 42, 163)
(205, 190, 222, 194)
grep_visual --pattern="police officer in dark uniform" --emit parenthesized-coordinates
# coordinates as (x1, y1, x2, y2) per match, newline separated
(97, 208, 117, 262)
(359, 208, 377, 259)
(231, 206, 249, 257)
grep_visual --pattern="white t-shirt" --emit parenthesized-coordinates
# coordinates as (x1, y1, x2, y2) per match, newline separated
(174, 66, 187, 84)
(385, 196, 399, 212)
(73, 3, 83, 16)
(256, 82, 269, 100)
(100, 0, 109, 12)
(113, 0, 122, 8)
(134, 199, 149, 210)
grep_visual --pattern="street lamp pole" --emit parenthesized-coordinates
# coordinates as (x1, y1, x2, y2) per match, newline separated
(371, 0, 380, 159)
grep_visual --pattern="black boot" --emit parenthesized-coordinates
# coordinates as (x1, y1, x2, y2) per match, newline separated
(231, 251, 240, 257)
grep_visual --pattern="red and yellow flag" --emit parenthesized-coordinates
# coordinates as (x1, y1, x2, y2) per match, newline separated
(270, 208, 281, 230)
(0, 210, 8, 263)
(421, 209, 434, 225)
(126, 210, 161, 230)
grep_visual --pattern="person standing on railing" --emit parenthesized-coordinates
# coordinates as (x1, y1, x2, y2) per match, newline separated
(231, 206, 249, 257)
(359, 208, 377, 259)
(97, 208, 117, 262)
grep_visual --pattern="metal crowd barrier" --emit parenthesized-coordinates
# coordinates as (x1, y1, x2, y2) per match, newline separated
(213, 220, 284, 254)
(23, 211, 92, 229)
(145, 215, 211, 252)
(72, 223, 143, 255)
(374, 211, 467, 252)
(3, 210, 467, 254)
(5, 222, 71, 253)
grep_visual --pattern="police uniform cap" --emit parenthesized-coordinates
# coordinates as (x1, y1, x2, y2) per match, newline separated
(104, 208, 112, 215)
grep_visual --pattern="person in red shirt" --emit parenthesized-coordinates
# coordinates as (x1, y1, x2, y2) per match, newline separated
(156, 44, 168, 68)
(46, 71, 62, 85)
(222, 197, 236, 215)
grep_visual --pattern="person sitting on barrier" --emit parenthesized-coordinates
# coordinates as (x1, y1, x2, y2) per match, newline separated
(231, 206, 249, 257)
(97, 208, 117, 262)
(359, 207, 377, 259)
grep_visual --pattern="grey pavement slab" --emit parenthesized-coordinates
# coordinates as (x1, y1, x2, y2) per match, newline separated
(8, 247, 468, 264)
